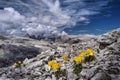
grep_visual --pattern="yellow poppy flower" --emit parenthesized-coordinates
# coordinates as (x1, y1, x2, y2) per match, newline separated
(48, 60, 55, 67)
(18, 61, 21, 64)
(13, 62, 18, 67)
(62, 55, 68, 61)
(52, 62, 61, 70)
(86, 48, 96, 56)
(22, 61, 27, 65)
(79, 50, 86, 57)
(73, 56, 82, 63)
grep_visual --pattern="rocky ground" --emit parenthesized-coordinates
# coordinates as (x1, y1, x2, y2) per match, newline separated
(0, 28, 120, 80)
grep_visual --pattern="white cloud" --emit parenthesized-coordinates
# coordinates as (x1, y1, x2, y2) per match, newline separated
(0, 0, 111, 37)
(79, 17, 88, 21)
(0, 7, 25, 22)
(0, 7, 26, 35)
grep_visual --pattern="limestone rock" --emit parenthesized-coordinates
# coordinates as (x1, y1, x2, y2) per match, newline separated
(0, 28, 120, 80)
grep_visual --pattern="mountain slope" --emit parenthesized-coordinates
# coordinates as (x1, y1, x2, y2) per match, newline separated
(0, 28, 120, 80)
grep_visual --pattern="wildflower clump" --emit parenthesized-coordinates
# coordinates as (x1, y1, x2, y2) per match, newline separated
(73, 50, 86, 63)
(13, 60, 22, 67)
(13, 60, 27, 68)
(73, 48, 96, 63)
(47, 47, 96, 78)
(48, 60, 61, 70)
(73, 48, 96, 75)
(48, 59, 67, 78)
(85, 48, 96, 56)
(22, 61, 27, 65)
(52, 62, 61, 70)
(48, 60, 55, 67)
(13, 62, 18, 67)
(79, 51, 86, 57)
(84, 48, 96, 63)
(73, 56, 82, 63)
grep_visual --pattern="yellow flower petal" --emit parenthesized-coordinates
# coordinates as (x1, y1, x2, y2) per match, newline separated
(18, 61, 21, 64)
(79, 50, 86, 57)
(73, 56, 82, 63)
(52, 62, 61, 70)
(48, 60, 55, 67)
(13, 62, 18, 67)
(86, 48, 96, 56)
(22, 61, 27, 65)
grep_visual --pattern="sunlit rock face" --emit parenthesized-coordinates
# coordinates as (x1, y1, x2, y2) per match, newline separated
(0, 0, 110, 37)
(0, 28, 120, 80)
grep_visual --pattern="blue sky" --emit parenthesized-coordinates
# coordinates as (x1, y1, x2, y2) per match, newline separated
(65, 0, 120, 35)
(0, 0, 120, 36)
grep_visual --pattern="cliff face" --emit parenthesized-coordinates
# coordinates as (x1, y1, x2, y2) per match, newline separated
(0, 28, 120, 80)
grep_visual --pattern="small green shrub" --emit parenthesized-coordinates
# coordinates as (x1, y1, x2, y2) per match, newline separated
(84, 55, 96, 63)
(54, 70, 66, 78)
(73, 63, 83, 75)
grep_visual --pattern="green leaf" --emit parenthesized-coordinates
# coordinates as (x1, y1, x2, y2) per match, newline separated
(84, 55, 96, 63)
(54, 70, 66, 78)
(73, 63, 82, 75)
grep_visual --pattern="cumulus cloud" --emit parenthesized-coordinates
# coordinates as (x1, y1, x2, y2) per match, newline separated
(0, 7, 25, 22)
(0, 0, 111, 37)
(0, 7, 26, 35)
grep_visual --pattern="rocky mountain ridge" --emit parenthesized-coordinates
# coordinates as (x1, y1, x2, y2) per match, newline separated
(0, 28, 120, 80)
